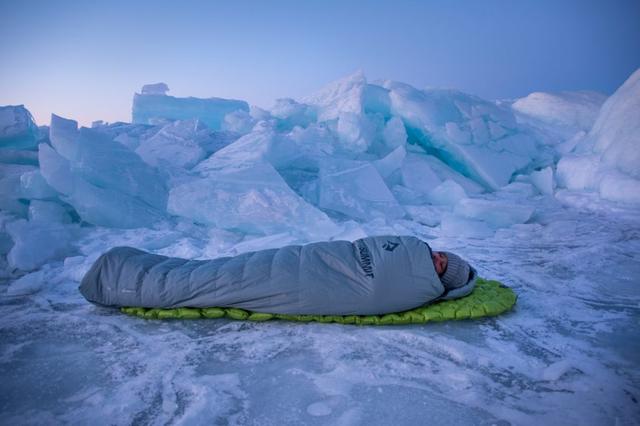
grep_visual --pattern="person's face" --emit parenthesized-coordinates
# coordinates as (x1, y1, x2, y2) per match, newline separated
(432, 251, 448, 276)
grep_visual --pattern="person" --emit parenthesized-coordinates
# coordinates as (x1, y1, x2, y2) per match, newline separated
(431, 250, 473, 293)
(80, 235, 476, 316)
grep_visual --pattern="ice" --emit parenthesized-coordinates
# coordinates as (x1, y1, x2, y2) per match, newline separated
(221, 109, 255, 134)
(590, 69, 640, 178)
(28, 200, 72, 224)
(38, 143, 166, 228)
(0, 149, 39, 165)
(303, 70, 368, 121)
(399, 152, 443, 195)
(169, 162, 340, 239)
(373, 145, 406, 179)
(135, 119, 208, 169)
(318, 159, 404, 221)
(0, 105, 40, 150)
(6, 270, 45, 295)
(425, 179, 467, 207)
(453, 198, 534, 228)
(1, 69, 639, 424)
(141, 82, 169, 95)
(132, 84, 249, 130)
(382, 81, 552, 190)
(0, 164, 37, 217)
(528, 166, 555, 195)
(270, 98, 315, 130)
(511, 91, 606, 139)
(381, 116, 407, 150)
(6, 219, 76, 271)
(38, 115, 168, 227)
(556, 68, 640, 205)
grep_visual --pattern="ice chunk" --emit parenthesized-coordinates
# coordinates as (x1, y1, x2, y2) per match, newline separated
(222, 110, 255, 134)
(512, 91, 606, 138)
(426, 179, 467, 206)
(0, 164, 37, 217)
(453, 198, 534, 228)
(6, 270, 45, 296)
(598, 170, 640, 205)
(382, 81, 550, 190)
(168, 162, 339, 239)
(335, 112, 375, 153)
(141, 82, 169, 95)
(382, 116, 407, 150)
(6, 219, 76, 271)
(555, 68, 640, 205)
(132, 87, 249, 131)
(373, 145, 406, 179)
(28, 200, 72, 224)
(46, 116, 167, 209)
(529, 167, 555, 195)
(556, 154, 600, 191)
(404, 205, 444, 227)
(49, 114, 80, 160)
(195, 127, 275, 173)
(38, 144, 166, 228)
(20, 170, 61, 200)
(0, 105, 39, 150)
(439, 214, 494, 239)
(302, 71, 367, 121)
(135, 119, 207, 169)
(303, 71, 392, 122)
(589, 68, 640, 179)
(400, 153, 442, 195)
(270, 98, 315, 130)
(0, 149, 39, 165)
(318, 159, 404, 221)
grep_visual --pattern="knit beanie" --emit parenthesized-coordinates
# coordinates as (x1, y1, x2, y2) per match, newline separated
(440, 252, 470, 290)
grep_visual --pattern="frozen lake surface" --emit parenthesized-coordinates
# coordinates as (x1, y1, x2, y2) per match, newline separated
(1, 200, 638, 425)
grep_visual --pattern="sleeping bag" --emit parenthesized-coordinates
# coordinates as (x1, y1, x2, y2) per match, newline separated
(80, 235, 477, 316)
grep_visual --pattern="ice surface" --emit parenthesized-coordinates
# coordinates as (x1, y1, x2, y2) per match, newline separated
(133, 85, 249, 130)
(0, 105, 39, 150)
(1, 69, 639, 424)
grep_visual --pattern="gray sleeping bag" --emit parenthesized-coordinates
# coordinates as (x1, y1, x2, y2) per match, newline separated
(80, 235, 473, 315)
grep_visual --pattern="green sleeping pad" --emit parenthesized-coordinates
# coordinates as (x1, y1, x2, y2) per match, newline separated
(121, 278, 516, 325)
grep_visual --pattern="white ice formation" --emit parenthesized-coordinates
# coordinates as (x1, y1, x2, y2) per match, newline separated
(0, 69, 638, 271)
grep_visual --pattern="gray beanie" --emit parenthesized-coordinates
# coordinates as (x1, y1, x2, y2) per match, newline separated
(440, 252, 470, 290)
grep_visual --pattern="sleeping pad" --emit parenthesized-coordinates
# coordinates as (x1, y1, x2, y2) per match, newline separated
(80, 236, 510, 320)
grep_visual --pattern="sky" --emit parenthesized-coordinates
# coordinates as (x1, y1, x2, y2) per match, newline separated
(1, 0, 639, 126)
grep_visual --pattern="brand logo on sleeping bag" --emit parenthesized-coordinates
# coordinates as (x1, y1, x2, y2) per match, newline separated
(356, 240, 375, 278)
(382, 240, 399, 252)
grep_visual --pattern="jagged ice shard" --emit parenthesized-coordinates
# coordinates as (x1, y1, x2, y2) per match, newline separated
(0, 70, 639, 424)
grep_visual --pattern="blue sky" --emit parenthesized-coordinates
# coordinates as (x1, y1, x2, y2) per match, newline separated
(1, 0, 639, 126)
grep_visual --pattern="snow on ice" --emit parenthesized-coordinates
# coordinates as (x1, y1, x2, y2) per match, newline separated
(0, 69, 639, 424)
